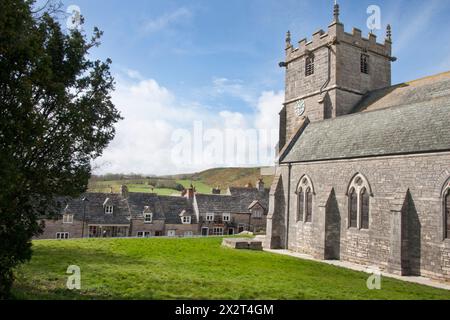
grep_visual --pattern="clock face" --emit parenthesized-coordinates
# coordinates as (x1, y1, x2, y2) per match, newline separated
(295, 100, 305, 117)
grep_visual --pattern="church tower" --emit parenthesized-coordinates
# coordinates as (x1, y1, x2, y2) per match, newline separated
(278, 2, 395, 152)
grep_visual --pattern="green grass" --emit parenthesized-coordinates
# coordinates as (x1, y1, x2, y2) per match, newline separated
(11, 237, 450, 300)
(177, 179, 213, 194)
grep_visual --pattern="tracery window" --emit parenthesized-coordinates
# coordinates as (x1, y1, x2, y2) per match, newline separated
(296, 176, 314, 223)
(347, 174, 372, 230)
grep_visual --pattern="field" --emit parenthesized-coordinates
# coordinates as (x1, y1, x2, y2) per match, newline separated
(12, 237, 450, 300)
(88, 167, 274, 196)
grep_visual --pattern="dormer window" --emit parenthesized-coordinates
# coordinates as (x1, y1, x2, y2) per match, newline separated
(63, 214, 74, 224)
(253, 209, 262, 219)
(105, 205, 114, 215)
(361, 54, 369, 74)
(305, 56, 315, 76)
(144, 213, 153, 224)
(182, 216, 191, 224)
(223, 213, 231, 222)
(206, 213, 214, 222)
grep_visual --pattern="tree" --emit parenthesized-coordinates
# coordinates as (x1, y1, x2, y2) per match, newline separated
(0, 0, 122, 298)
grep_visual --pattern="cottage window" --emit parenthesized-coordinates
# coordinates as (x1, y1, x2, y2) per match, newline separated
(63, 214, 74, 224)
(105, 205, 114, 215)
(361, 54, 369, 74)
(223, 213, 231, 222)
(297, 188, 304, 222)
(184, 231, 193, 237)
(56, 232, 69, 240)
(305, 56, 315, 76)
(137, 231, 151, 238)
(206, 213, 214, 222)
(213, 227, 224, 236)
(182, 216, 191, 224)
(348, 174, 372, 230)
(144, 213, 153, 223)
(253, 210, 262, 219)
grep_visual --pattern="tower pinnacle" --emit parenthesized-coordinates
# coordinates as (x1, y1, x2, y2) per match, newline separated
(386, 24, 392, 42)
(333, 1, 340, 23)
(285, 30, 292, 48)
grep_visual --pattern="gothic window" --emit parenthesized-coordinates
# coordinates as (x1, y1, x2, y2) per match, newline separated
(305, 188, 313, 222)
(297, 188, 304, 222)
(349, 188, 358, 228)
(347, 174, 372, 229)
(360, 188, 370, 230)
(296, 176, 314, 223)
(361, 54, 369, 74)
(305, 56, 315, 76)
(444, 185, 450, 239)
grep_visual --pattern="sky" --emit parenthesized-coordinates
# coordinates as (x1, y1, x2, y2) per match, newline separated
(38, 0, 450, 175)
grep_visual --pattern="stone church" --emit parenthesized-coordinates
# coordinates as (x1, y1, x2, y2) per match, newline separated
(265, 3, 450, 281)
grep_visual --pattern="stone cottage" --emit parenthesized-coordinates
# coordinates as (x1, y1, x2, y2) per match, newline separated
(38, 186, 198, 239)
(191, 179, 269, 236)
(266, 3, 450, 281)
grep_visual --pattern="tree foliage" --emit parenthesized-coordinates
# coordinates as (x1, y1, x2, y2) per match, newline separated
(0, 0, 122, 298)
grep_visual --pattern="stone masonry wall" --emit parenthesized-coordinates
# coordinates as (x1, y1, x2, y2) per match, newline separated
(272, 152, 450, 280)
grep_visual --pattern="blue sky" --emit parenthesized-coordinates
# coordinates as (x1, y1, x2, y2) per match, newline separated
(42, 0, 450, 175)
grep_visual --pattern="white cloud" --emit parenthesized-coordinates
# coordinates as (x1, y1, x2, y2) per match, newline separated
(212, 77, 256, 104)
(94, 71, 283, 175)
(142, 7, 192, 34)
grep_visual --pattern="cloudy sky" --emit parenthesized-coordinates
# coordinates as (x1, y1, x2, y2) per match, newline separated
(45, 0, 450, 175)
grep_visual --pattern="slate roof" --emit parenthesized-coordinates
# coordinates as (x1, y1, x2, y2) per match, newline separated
(63, 193, 131, 225)
(158, 196, 197, 224)
(195, 187, 270, 215)
(58, 192, 195, 225)
(281, 72, 450, 163)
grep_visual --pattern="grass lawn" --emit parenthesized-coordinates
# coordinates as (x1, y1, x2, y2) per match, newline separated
(12, 237, 450, 300)
(177, 179, 212, 194)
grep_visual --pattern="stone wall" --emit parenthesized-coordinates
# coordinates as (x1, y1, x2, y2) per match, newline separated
(269, 152, 450, 280)
(130, 219, 165, 237)
(38, 219, 86, 240)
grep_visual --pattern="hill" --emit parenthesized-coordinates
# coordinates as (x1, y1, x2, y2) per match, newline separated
(88, 167, 274, 195)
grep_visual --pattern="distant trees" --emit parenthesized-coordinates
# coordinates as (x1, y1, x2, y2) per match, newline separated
(0, 0, 121, 298)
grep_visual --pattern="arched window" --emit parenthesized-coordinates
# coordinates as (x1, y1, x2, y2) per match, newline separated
(349, 188, 358, 228)
(305, 56, 314, 76)
(444, 186, 450, 239)
(347, 174, 372, 230)
(305, 187, 313, 223)
(296, 175, 314, 223)
(360, 188, 370, 230)
(297, 188, 304, 222)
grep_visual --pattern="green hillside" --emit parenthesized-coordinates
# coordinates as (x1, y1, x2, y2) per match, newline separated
(88, 167, 274, 196)
(12, 237, 450, 300)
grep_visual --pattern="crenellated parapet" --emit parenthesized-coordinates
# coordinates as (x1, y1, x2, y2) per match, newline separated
(285, 21, 394, 64)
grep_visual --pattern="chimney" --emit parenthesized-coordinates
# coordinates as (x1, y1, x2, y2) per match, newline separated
(185, 184, 195, 200)
(109, 186, 113, 194)
(121, 185, 129, 198)
(256, 178, 265, 192)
